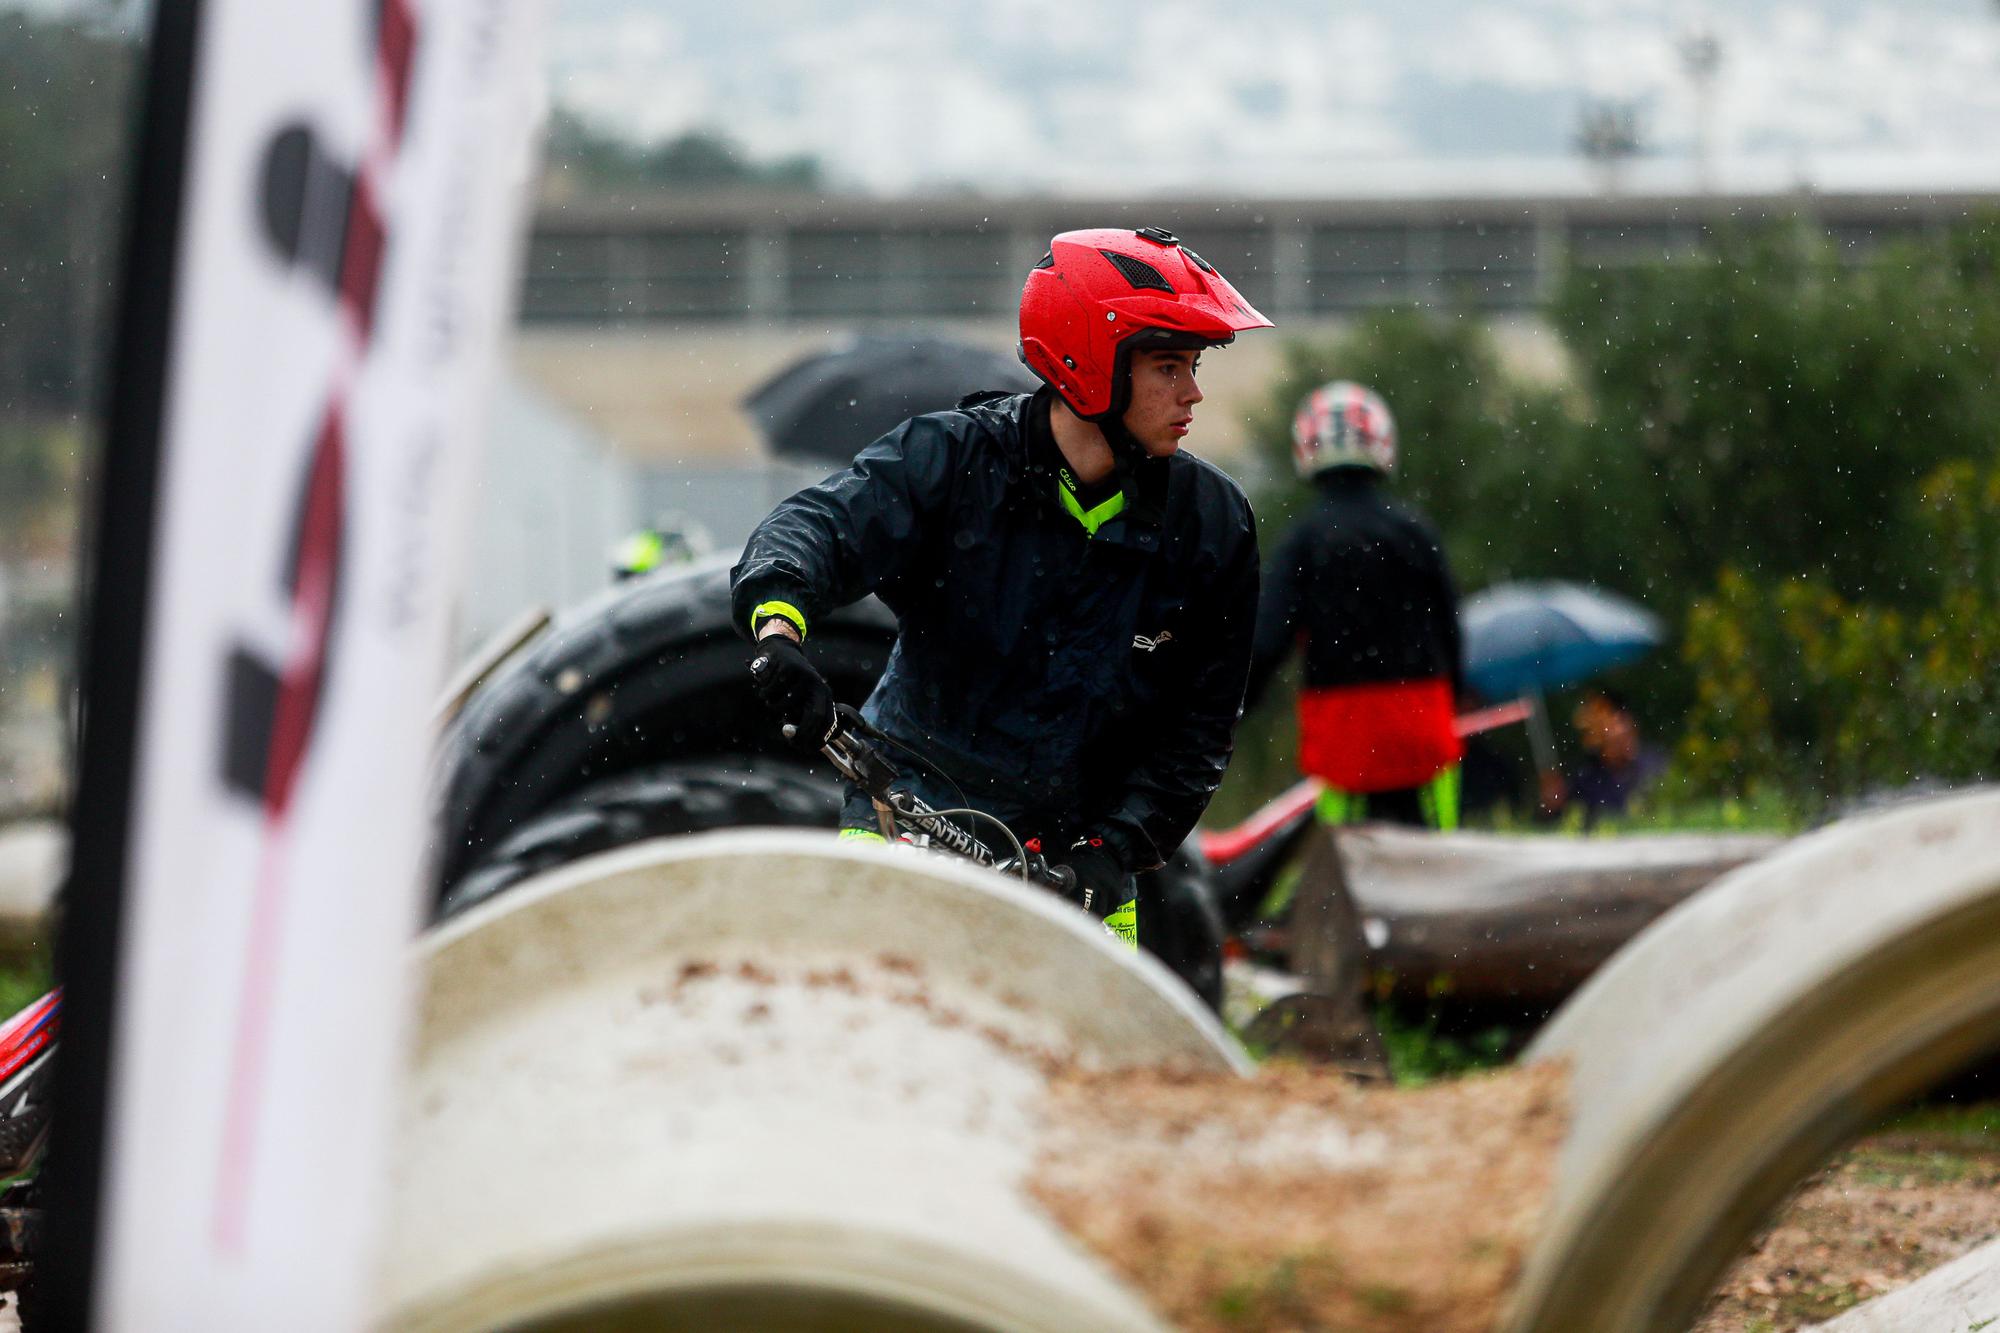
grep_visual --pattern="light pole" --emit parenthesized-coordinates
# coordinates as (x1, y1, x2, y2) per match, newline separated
(1575, 99, 1644, 196)
(1680, 27, 1724, 195)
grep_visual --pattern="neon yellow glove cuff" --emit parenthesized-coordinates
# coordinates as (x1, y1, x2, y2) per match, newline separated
(750, 600, 808, 639)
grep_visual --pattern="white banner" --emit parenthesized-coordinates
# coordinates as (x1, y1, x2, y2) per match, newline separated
(91, 0, 544, 1324)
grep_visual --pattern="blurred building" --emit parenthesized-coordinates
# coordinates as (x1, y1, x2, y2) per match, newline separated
(511, 187, 1993, 477)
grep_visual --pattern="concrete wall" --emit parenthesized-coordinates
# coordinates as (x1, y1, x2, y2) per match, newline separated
(458, 377, 639, 651)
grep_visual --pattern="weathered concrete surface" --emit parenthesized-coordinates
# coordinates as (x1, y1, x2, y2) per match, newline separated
(1806, 1233, 2000, 1332)
(383, 831, 1243, 1332)
(1507, 787, 2000, 1333)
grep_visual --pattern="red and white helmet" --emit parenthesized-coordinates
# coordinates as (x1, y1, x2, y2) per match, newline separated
(1019, 226, 1273, 422)
(1292, 380, 1397, 476)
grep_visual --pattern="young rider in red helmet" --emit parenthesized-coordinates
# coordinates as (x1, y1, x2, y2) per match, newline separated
(732, 227, 1273, 945)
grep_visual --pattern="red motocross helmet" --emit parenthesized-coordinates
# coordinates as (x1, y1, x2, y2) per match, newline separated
(1019, 226, 1273, 421)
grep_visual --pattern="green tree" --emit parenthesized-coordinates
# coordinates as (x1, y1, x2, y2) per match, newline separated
(542, 110, 822, 194)
(1680, 459, 2000, 799)
(0, 10, 137, 415)
(1552, 221, 2000, 611)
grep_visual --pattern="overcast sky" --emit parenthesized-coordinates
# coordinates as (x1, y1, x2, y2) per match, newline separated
(546, 0, 2000, 196)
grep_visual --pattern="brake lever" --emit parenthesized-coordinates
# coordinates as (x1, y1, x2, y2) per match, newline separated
(788, 707, 898, 797)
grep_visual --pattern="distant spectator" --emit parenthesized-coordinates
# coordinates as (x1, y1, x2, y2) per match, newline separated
(610, 514, 710, 581)
(1541, 687, 1664, 824)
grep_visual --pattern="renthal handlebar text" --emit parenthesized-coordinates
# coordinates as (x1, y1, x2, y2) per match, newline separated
(790, 707, 1077, 896)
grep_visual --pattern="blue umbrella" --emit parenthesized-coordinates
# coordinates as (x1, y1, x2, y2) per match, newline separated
(1462, 581, 1664, 773)
(1462, 580, 1665, 702)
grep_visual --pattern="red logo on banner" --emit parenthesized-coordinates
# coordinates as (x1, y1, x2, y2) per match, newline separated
(213, 0, 420, 1252)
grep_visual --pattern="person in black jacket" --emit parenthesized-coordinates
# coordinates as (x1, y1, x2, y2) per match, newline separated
(1246, 380, 1464, 829)
(732, 226, 1274, 946)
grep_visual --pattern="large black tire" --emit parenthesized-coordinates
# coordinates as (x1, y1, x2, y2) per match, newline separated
(439, 760, 844, 919)
(433, 558, 895, 897)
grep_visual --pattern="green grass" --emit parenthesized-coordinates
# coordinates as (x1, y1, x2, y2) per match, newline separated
(1476, 780, 1812, 837)
(1847, 1147, 1991, 1188)
(0, 952, 51, 1017)
(1357, 1281, 1414, 1315)
(1585, 784, 1813, 835)
(1374, 1001, 1516, 1087)
(1881, 1100, 2000, 1143)
(1782, 1282, 1867, 1321)
(1208, 1252, 1343, 1325)
(1831, 1099, 2000, 1190)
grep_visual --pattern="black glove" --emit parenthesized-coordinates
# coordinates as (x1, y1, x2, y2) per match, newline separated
(746, 632, 835, 751)
(1056, 835, 1128, 919)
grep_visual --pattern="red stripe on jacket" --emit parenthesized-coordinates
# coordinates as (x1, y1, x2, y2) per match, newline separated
(1296, 677, 1462, 792)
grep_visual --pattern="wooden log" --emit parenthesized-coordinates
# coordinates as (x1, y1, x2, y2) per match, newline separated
(1362, 861, 1754, 1005)
(1285, 823, 1368, 998)
(1295, 824, 1784, 1007)
(1259, 826, 1389, 1076)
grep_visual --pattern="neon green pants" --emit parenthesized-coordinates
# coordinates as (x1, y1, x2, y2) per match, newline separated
(1313, 764, 1462, 832)
(1262, 767, 1464, 919)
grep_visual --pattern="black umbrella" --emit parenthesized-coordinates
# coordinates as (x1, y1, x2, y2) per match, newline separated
(743, 334, 1039, 465)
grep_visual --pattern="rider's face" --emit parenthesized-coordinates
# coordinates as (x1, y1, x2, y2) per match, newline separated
(1122, 349, 1205, 458)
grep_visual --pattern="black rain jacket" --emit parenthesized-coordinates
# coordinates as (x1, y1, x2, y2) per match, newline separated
(730, 388, 1259, 872)
(1246, 469, 1461, 708)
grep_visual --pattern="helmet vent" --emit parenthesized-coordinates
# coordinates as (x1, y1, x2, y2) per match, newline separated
(1032, 251, 1055, 270)
(1182, 247, 1216, 274)
(1099, 250, 1174, 294)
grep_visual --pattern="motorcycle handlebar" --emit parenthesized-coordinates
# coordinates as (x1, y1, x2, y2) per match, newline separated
(788, 708, 1078, 898)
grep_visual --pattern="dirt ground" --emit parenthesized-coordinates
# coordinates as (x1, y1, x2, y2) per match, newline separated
(1694, 1120, 2000, 1332)
(1034, 1058, 1998, 1333)
(1031, 1062, 1568, 1333)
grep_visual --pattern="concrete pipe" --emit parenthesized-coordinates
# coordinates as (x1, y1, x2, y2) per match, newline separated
(1506, 788, 2000, 1333)
(381, 830, 1245, 1332)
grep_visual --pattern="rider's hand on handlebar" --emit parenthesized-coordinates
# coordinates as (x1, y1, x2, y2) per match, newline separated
(1055, 836, 1126, 917)
(747, 631, 836, 751)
